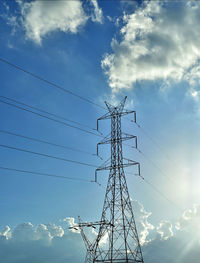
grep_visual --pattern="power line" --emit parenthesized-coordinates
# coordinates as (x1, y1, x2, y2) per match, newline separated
(123, 141, 175, 184)
(0, 143, 98, 168)
(0, 57, 105, 110)
(126, 118, 176, 165)
(142, 177, 181, 211)
(0, 59, 137, 122)
(0, 99, 101, 137)
(126, 171, 181, 211)
(1, 58, 174, 163)
(135, 122, 175, 164)
(0, 95, 94, 131)
(0, 165, 95, 183)
(0, 128, 97, 157)
(137, 148, 176, 184)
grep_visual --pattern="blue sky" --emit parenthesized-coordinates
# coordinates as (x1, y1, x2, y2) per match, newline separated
(0, 0, 200, 262)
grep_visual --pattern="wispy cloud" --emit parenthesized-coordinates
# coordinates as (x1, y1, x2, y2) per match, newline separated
(90, 0, 103, 24)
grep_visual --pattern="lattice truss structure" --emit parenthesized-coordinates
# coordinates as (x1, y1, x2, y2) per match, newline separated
(70, 97, 144, 263)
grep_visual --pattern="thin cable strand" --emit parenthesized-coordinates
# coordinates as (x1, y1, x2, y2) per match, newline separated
(136, 122, 176, 164)
(0, 57, 105, 110)
(0, 129, 96, 157)
(0, 165, 94, 183)
(142, 178, 181, 211)
(126, 172, 181, 211)
(0, 143, 97, 168)
(137, 148, 176, 184)
(0, 99, 101, 137)
(0, 95, 94, 130)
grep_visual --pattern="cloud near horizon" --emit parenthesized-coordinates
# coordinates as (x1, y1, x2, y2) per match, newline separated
(1, 202, 200, 262)
(102, 1, 200, 97)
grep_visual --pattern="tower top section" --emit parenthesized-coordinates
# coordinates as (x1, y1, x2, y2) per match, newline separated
(105, 96, 127, 114)
(97, 96, 136, 130)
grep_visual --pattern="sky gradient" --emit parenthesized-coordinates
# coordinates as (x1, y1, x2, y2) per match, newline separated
(0, 0, 200, 262)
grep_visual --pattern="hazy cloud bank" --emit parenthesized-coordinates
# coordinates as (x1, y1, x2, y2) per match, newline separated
(1, 202, 200, 262)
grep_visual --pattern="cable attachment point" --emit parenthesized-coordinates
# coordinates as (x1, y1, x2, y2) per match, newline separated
(136, 122, 141, 128)
(137, 148, 142, 154)
(93, 128, 103, 136)
(91, 180, 101, 186)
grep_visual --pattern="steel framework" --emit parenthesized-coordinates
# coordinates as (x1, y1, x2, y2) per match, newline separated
(71, 97, 144, 263)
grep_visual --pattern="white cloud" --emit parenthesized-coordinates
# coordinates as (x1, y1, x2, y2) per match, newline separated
(63, 217, 75, 228)
(143, 204, 200, 263)
(0, 220, 84, 263)
(2, 0, 103, 45)
(16, 0, 88, 45)
(1, 203, 200, 262)
(176, 204, 200, 241)
(102, 1, 200, 92)
(90, 0, 103, 24)
(0, 2, 18, 35)
(157, 220, 173, 240)
(132, 200, 154, 245)
(0, 201, 154, 262)
(189, 88, 200, 102)
(12, 222, 36, 241)
(0, 225, 11, 240)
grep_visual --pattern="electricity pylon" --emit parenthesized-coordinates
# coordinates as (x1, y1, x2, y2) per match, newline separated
(71, 97, 144, 263)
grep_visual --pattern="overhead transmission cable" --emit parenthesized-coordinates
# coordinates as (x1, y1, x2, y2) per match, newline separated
(0, 99, 101, 137)
(0, 143, 98, 168)
(0, 129, 98, 158)
(137, 148, 176, 184)
(135, 122, 175, 164)
(0, 57, 174, 163)
(0, 58, 137, 117)
(142, 177, 181, 211)
(126, 171, 181, 211)
(0, 95, 95, 131)
(0, 57, 105, 110)
(0, 58, 178, 185)
(0, 165, 95, 183)
(0, 97, 176, 184)
(123, 141, 175, 184)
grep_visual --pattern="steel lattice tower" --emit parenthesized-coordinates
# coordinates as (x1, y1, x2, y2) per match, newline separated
(71, 97, 144, 263)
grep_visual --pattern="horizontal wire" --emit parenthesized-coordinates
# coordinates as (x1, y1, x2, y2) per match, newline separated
(0, 95, 94, 130)
(0, 143, 98, 168)
(0, 58, 135, 115)
(0, 129, 96, 157)
(137, 148, 176, 184)
(0, 57, 105, 110)
(126, 171, 181, 211)
(123, 139, 176, 184)
(126, 118, 176, 166)
(135, 122, 176, 165)
(0, 99, 101, 137)
(142, 178, 181, 211)
(0, 166, 94, 183)
(0, 57, 182, 208)
(0, 59, 141, 133)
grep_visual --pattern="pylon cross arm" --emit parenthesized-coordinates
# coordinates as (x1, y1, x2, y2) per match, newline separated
(97, 134, 138, 156)
(99, 134, 137, 145)
(95, 161, 140, 182)
(97, 109, 136, 131)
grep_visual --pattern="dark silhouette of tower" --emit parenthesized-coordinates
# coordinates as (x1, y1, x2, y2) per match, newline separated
(71, 97, 144, 263)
